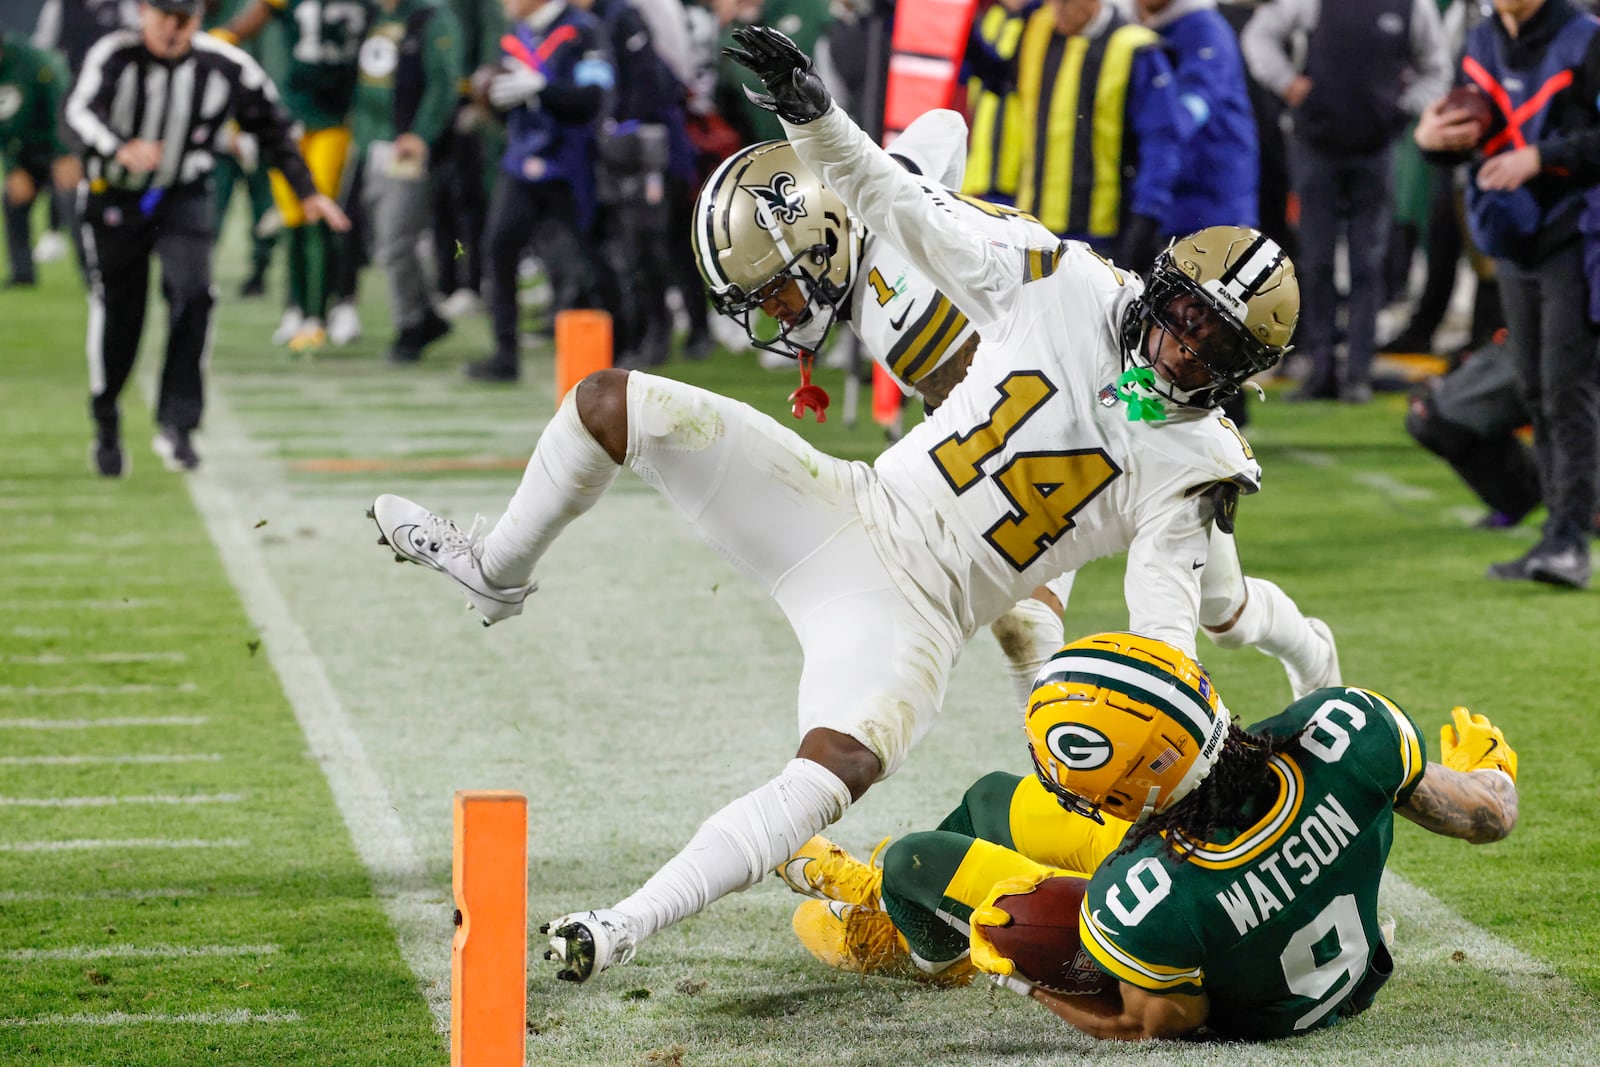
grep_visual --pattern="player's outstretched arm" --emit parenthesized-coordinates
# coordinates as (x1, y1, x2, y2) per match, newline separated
(1396, 708, 1519, 844)
(1030, 982, 1209, 1042)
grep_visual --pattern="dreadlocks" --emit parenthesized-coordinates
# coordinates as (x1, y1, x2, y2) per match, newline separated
(1122, 723, 1295, 861)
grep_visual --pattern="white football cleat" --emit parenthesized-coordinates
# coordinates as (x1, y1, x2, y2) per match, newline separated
(1288, 618, 1342, 700)
(272, 307, 305, 346)
(541, 909, 638, 983)
(439, 288, 484, 320)
(367, 494, 534, 625)
(327, 302, 362, 346)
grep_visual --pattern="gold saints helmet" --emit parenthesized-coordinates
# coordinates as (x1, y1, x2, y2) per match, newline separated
(1025, 633, 1231, 826)
(691, 140, 862, 356)
(1120, 226, 1299, 408)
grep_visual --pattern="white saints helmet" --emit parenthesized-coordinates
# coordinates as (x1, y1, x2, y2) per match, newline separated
(691, 140, 863, 356)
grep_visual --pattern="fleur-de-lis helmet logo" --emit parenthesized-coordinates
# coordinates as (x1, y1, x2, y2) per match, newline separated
(743, 171, 806, 227)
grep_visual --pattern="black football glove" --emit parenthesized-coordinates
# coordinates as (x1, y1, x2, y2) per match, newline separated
(724, 25, 833, 125)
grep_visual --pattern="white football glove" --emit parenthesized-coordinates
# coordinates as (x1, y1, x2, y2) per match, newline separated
(489, 65, 547, 110)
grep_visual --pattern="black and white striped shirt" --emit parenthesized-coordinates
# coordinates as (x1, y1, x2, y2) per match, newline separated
(64, 30, 314, 198)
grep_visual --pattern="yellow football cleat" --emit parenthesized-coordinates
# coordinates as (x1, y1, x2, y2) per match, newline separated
(775, 835, 887, 907)
(791, 900, 973, 985)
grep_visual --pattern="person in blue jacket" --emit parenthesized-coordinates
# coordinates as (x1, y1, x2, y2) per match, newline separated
(469, 0, 614, 383)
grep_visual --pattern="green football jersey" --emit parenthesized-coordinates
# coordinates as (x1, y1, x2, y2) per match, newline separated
(1080, 687, 1428, 1040)
(268, 0, 373, 129)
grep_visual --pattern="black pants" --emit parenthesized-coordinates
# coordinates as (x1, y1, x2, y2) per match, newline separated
(484, 175, 590, 361)
(3, 161, 51, 285)
(1294, 138, 1394, 393)
(1497, 241, 1600, 548)
(82, 183, 215, 434)
(593, 189, 671, 364)
(433, 115, 488, 297)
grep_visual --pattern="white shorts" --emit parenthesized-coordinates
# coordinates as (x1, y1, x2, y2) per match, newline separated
(625, 372, 961, 777)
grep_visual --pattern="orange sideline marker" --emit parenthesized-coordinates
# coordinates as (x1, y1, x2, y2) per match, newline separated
(555, 309, 613, 403)
(451, 790, 528, 1067)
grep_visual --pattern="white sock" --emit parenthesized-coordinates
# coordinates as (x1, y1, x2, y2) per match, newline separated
(479, 394, 619, 586)
(989, 597, 1064, 710)
(611, 758, 852, 941)
(1210, 577, 1320, 671)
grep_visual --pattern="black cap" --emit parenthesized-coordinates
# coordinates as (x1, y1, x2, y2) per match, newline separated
(144, 0, 204, 14)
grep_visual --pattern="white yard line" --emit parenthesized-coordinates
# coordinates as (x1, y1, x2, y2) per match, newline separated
(0, 794, 242, 807)
(0, 887, 259, 902)
(1, 651, 188, 663)
(0, 753, 222, 765)
(0, 838, 249, 852)
(0, 682, 198, 696)
(0, 716, 208, 729)
(180, 386, 448, 1029)
(4, 944, 278, 961)
(0, 1010, 300, 1026)
(0, 599, 172, 611)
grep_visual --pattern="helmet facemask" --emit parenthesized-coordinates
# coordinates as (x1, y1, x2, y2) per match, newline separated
(1119, 228, 1298, 410)
(706, 238, 851, 359)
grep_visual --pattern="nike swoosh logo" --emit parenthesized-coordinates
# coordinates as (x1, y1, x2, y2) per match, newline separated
(889, 301, 916, 331)
(1192, 561, 1205, 570)
(1091, 909, 1121, 935)
(780, 856, 821, 897)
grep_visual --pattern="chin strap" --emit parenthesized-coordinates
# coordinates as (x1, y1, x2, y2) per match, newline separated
(1115, 367, 1168, 423)
(1130, 785, 1163, 827)
(789, 350, 829, 422)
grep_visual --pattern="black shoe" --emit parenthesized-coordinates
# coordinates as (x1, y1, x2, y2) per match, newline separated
(152, 425, 200, 471)
(414, 311, 452, 349)
(464, 356, 519, 383)
(90, 432, 126, 478)
(386, 339, 422, 364)
(1526, 544, 1592, 590)
(239, 269, 267, 298)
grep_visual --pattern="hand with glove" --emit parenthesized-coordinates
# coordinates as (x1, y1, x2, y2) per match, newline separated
(1115, 213, 1163, 280)
(967, 874, 1052, 996)
(489, 62, 547, 111)
(1440, 706, 1518, 783)
(723, 25, 833, 124)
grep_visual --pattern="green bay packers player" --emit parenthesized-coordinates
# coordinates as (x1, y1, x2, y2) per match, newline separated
(216, 0, 371, 352)
(692, 118, 1340, 715)
(793, 633, 1518, 1042)
(365, 27, 1321, 985)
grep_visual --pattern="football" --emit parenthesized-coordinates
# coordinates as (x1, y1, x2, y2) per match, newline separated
(1440, 85, 1494, 137)
(982, 874, 1115, 996)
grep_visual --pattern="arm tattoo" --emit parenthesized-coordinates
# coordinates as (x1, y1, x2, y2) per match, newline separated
(915, 336, 979, 409)
(1397, 764, 1518, 843)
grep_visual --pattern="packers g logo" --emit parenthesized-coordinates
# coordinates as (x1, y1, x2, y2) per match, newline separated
(0, 87, 22, 122)
(743, 172, 806, 227)
(1045, 722, 1113, 770)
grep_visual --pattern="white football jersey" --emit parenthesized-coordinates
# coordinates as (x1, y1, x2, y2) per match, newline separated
(789, 108, 1261, 652)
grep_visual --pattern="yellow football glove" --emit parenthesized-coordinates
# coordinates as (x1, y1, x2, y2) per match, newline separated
(1440, 706, 1518, 783)
(968, 873, 1051, 978)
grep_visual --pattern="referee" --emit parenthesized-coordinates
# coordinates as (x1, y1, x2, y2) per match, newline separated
(66, 0, 348, 478)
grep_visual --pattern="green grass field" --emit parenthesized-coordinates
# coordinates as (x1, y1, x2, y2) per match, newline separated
(3, 222, 1599, 1066)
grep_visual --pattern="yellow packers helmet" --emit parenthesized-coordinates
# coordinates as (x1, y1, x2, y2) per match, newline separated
(1121, 226, 1299, 408)
(1025, 633, 1231, 826)
(691, 140, 862, 357)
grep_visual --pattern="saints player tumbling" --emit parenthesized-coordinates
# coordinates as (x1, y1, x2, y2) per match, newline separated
(216, 0, 370, 352)
(367, 26, 1313, 983)
(692, 119, 1340, 716)
(806, 633, 1519, 1041)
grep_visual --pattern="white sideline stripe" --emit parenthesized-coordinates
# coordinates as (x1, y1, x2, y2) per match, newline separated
(0, 887, 259, 902)
(1, 651, 189, 664)
(0, 794, 243, 807)
(1, 1009, 300, 1027)
(0, 838, 249, 852)
(4, 943, 278, 962)
(0, 716, 208, 729)
(5, 626, 71, 637)
(0, 682, 199, 696)
(0, 753, 222, 765)
(181, 386, 442, 1027)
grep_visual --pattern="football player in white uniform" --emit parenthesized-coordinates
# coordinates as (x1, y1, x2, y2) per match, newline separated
(364, 26, 1323, 986)
(692, 122, 1340, 713)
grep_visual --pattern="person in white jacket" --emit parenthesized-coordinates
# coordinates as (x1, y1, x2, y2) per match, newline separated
(363, 27, 1334, 985)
